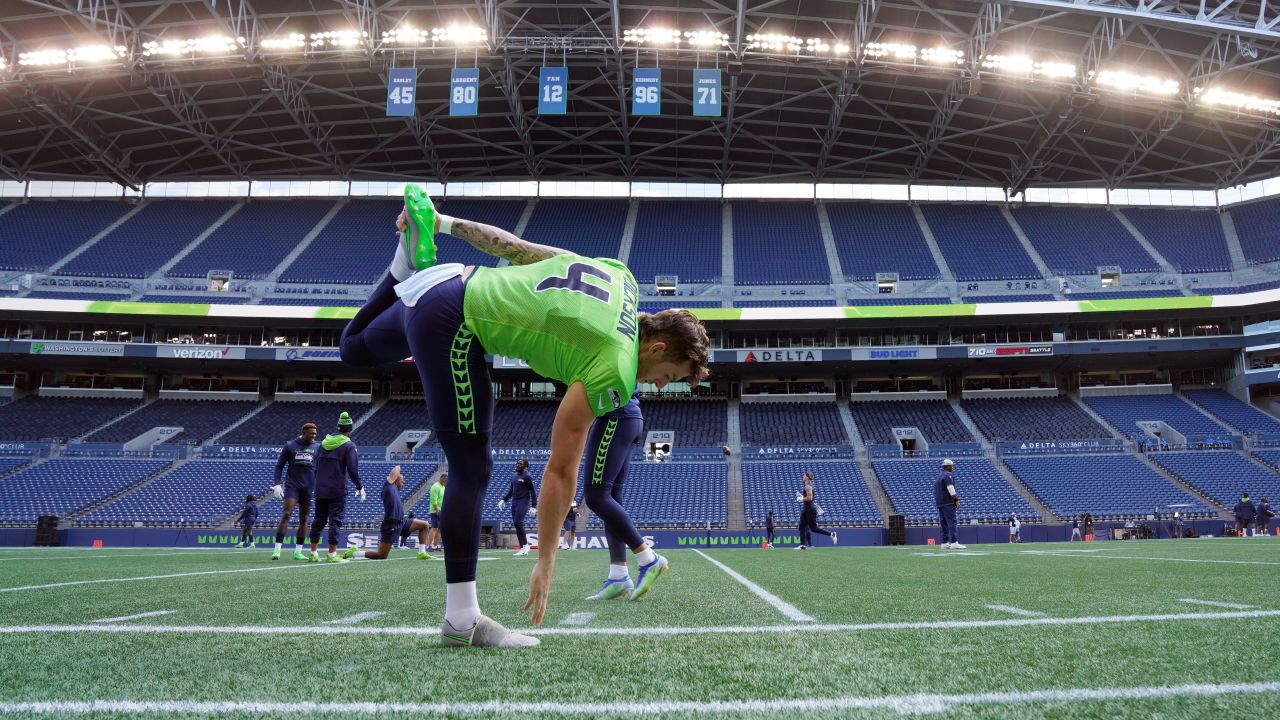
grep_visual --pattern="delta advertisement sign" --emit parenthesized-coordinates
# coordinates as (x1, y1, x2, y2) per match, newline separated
(737, 349, 824, 363)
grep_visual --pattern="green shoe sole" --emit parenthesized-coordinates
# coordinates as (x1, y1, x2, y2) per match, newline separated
(403, 184, 439, 270)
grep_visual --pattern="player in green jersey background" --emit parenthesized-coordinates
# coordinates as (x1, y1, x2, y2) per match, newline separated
(337, 185, 710, 646)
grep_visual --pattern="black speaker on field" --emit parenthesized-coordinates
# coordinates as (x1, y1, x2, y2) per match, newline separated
(34, 515, 59, 546)
(888, 514, 906, 545)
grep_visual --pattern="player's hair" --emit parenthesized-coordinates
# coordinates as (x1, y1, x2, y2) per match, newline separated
(638, 309, 711, 383)
(245, 494, 254, 503)
(301, 422, 317, 432)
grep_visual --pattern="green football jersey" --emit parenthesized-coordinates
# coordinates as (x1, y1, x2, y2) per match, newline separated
(464, 255, 639, 417)
(429, 481, 445, 513)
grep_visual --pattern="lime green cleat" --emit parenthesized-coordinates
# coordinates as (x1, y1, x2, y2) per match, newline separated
(629, 554, 668, 601)
(306, 552, 319, 563)
(271, 549, 281, 561)
(402, 184, 439, 272)
(323, 554, 348, 564)
(417, 551, 434, 560)
(341, 546, 357, 560)
(293, 550, 308, 561)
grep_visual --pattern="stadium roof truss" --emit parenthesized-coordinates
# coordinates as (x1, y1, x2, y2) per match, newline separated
(2, 0, 1280, 189)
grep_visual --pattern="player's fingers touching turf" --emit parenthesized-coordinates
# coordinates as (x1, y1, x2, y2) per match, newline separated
(524, 563, 553, 625)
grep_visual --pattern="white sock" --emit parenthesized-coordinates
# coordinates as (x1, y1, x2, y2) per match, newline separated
(636, 547, 656, 566)
(608, 564, 628, 580)
(274, 542, 282, 551)
(354, 551, 367, 559)
(445, 581, 481, 629)
(296, 543, 305, 552)
(390, 232, 415, 281)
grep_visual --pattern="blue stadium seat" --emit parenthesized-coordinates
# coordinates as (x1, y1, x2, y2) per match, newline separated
(850, 400, 974, 444)
(1069, 289, 1184, 300)
(919, 204, 1041, 281)
(24, 291, 131, 301)
(1182, 389, 1280, 436)
(1121, 207, 1231, 273)
(735, 299, 834, 307)
(135, 294, 252, 304)
(218, 401, 372, 444)
(0, 458, 170, 524)
(740, 402, 846, 446)
(278, 199, 401, 284)
(1149, 451, 1280, 509)
(0, 397, 141, 442)
(962, 397, 1111, 442)
(1084, 395, 1230, 444)
(84, 400, 259, 446)
(56, 201, 235, 278)
(521, 199, 626, 259)
(435, 199, 529, 269)
(742, 460, 881, 527)
(0, 201, 133, 272)
(167, 200, 336, 279)
(961, 294, 1055, 303)
(640, 398, 727, 447)
(847, 297, 951, 306)
(872, 457, 1039, 523)
(1227, 196, 1280, 265)
(1013, 206, 1158, 274)
(628, 201, 722, 283)
(827, 202, 939, 281)
(355, 399, 436, 447)
(1004, 454, 1214, 519)
(732, 202, 829, 285)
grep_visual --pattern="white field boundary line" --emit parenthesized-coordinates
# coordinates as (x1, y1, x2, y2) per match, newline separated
(90, 611, 176, 624)
(0, 560, 341, 594)
(1179, 598, 1256, 609)
(322, 612, 385, 626)
(985, 605, 1045, 617)
(1020, 550, 1280, 566)
(4, 608, 1278, 639)
(0, 553, 205, 562)
(692, 549, 814, 622)
(2, 681, 1279, 716)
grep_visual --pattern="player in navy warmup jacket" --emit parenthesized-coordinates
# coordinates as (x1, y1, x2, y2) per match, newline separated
(500, 458, 538, 556)
(270, 422, 319, 561)
(308, 412, 364, 561)
(1234, 492, 1256, 537)
(343, 465, 432, 560)
(235, 495, 259, 548)
(933, 459, 963, 549)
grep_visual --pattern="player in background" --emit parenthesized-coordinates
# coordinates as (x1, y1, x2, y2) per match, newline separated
(335, 186, 709, 645)
(765, 509, 776, 548)
(271, 421, 318, 561)
(795, 471, 836, 549)
(934, 458, 964, 549)
(308, 412, 365, 562)
(1257, 497, 1273, 537)
(426, 473, 447, 552)
(1069, 515, 1082, 542)
(234, 494, 259, 548)
(499, 459, 538, 557)
(582, 392, 668, 601)
(343, 465, 433, 560)
(560, 501, 579, 550)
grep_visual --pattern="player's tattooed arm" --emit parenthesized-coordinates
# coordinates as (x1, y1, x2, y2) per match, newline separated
(450, 219, 569, 266)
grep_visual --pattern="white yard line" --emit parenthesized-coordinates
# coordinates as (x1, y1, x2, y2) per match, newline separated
(2, 681, 1278, 716)
(322, 612, 386, 626)
(90, 611, 176, 624)
(693, 549, 814, 622)
(985, 605, 1046, 618)
(912, 552, 989, 557)
(560, 613, 595, 626)
(1178, 598, 1256, 610)
(0, 553, 200, 562)
(5, 608, 1278, 639)
(0, 560, 331, 594)
(1020, 550, 1280, 566)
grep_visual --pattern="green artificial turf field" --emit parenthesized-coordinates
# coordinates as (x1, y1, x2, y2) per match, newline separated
(0, 538, 1276, 718)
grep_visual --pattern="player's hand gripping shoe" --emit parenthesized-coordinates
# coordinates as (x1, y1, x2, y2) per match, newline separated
(402, 184, 439, 272)
(586, 576, 634, 601)
(629, 554, 668, 601)
(441, 615, 539, 648)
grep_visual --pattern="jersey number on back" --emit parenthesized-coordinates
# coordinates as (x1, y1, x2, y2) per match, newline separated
(535, 262, 612, 303)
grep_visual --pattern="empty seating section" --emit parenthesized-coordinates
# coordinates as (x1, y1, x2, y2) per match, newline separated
(0, 201, 132, 272)
(491, 401, 558, 448)
(1004, 454, 1214, 519)
(218, 401, 370, 444)
(734, 299, 833, 307)
(79, 460, 271, 527)
(0, 397, 140, 441)
(354, 399, 435, 447)
(1013, 207, 1157, 274)
(848, 297, 950, 306)
(1121, 208, 1231, 273)
(740, 402, 846, 446)
(57, 201, 235, 278)
(732, 203, 829, 285)
(278, 200, 401, 284)
(827, 202, 938, 281)
(0, 458, 169, 524)
(1083, 394, 1228, 443)
(1255, 450, 1280, 472)
(961, 294, 1055, 303)
(639, 399, 727, 447)
(638, 300, 721, 312)
(24, 291, 130, 301)
(1194, 279, 1280, 295)
(872, 458, 1038, 523)
(920, 205, 1041, 280)
(521, 199, 626, 259)
(338, 462, 438, 527)
(1069, 289, 1183, 299)
(84, 400, 257, 445)
(435, 199, 529, 269)
(260, 297, 364, 306)
(962, 397, 1111, 442)
(136, 294, 252, 304)
(1226, 196, 1280, 265)
(1182, 389, 1280, 435)
(628, 201, 722, 283)
(742, 460, 881, 527)
(167, 200, 335, 279)
(1149, 451, 1280, 509)
(850, 400, 973, 444)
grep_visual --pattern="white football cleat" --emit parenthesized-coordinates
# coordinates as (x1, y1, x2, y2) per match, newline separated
(513, 546, 530, 557)
(951, 542, 967, 550)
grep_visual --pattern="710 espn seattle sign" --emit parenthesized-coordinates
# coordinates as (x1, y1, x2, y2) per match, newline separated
(966, 345, 1053, 358)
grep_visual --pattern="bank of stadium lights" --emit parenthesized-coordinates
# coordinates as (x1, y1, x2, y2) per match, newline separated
(1199, 87, 1280, 116)
(18, 45, 126, 66)
(980, 54, 1076, 79)
(142, 36, 244, 57)
(310, 30, 366, 49)
(259, 33, 308, 52)
(380, 25, 486, 47)
(621, 29, 730, 48)
(1091, 69, 1179, 95)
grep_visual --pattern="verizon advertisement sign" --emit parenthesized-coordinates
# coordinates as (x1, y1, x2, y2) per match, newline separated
(158, 346, 247, 360)
(966, 345, 1053, 358)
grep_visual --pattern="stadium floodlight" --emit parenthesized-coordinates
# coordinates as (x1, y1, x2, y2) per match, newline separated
(832, 42, 851, 55)
(142, 36, 244, 57)
(311, 30, 366, 49)
(1199, 87, 1280, 115)
(259, 33, 307, 52)
(746, 33, 805, 52)
(623, 28, 682, 46)
(381, 24, 430, 46)
(1035, 61, 1076, 79)
(863, 41, 917, 60)
(430, 26, 487, 45)
(981, 54, 1034, 74)
(682, 30, 729, 48)
(18, 45, 125, 67)
(920, 46, 964, 65)
(1093, 69, 1179, 95)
